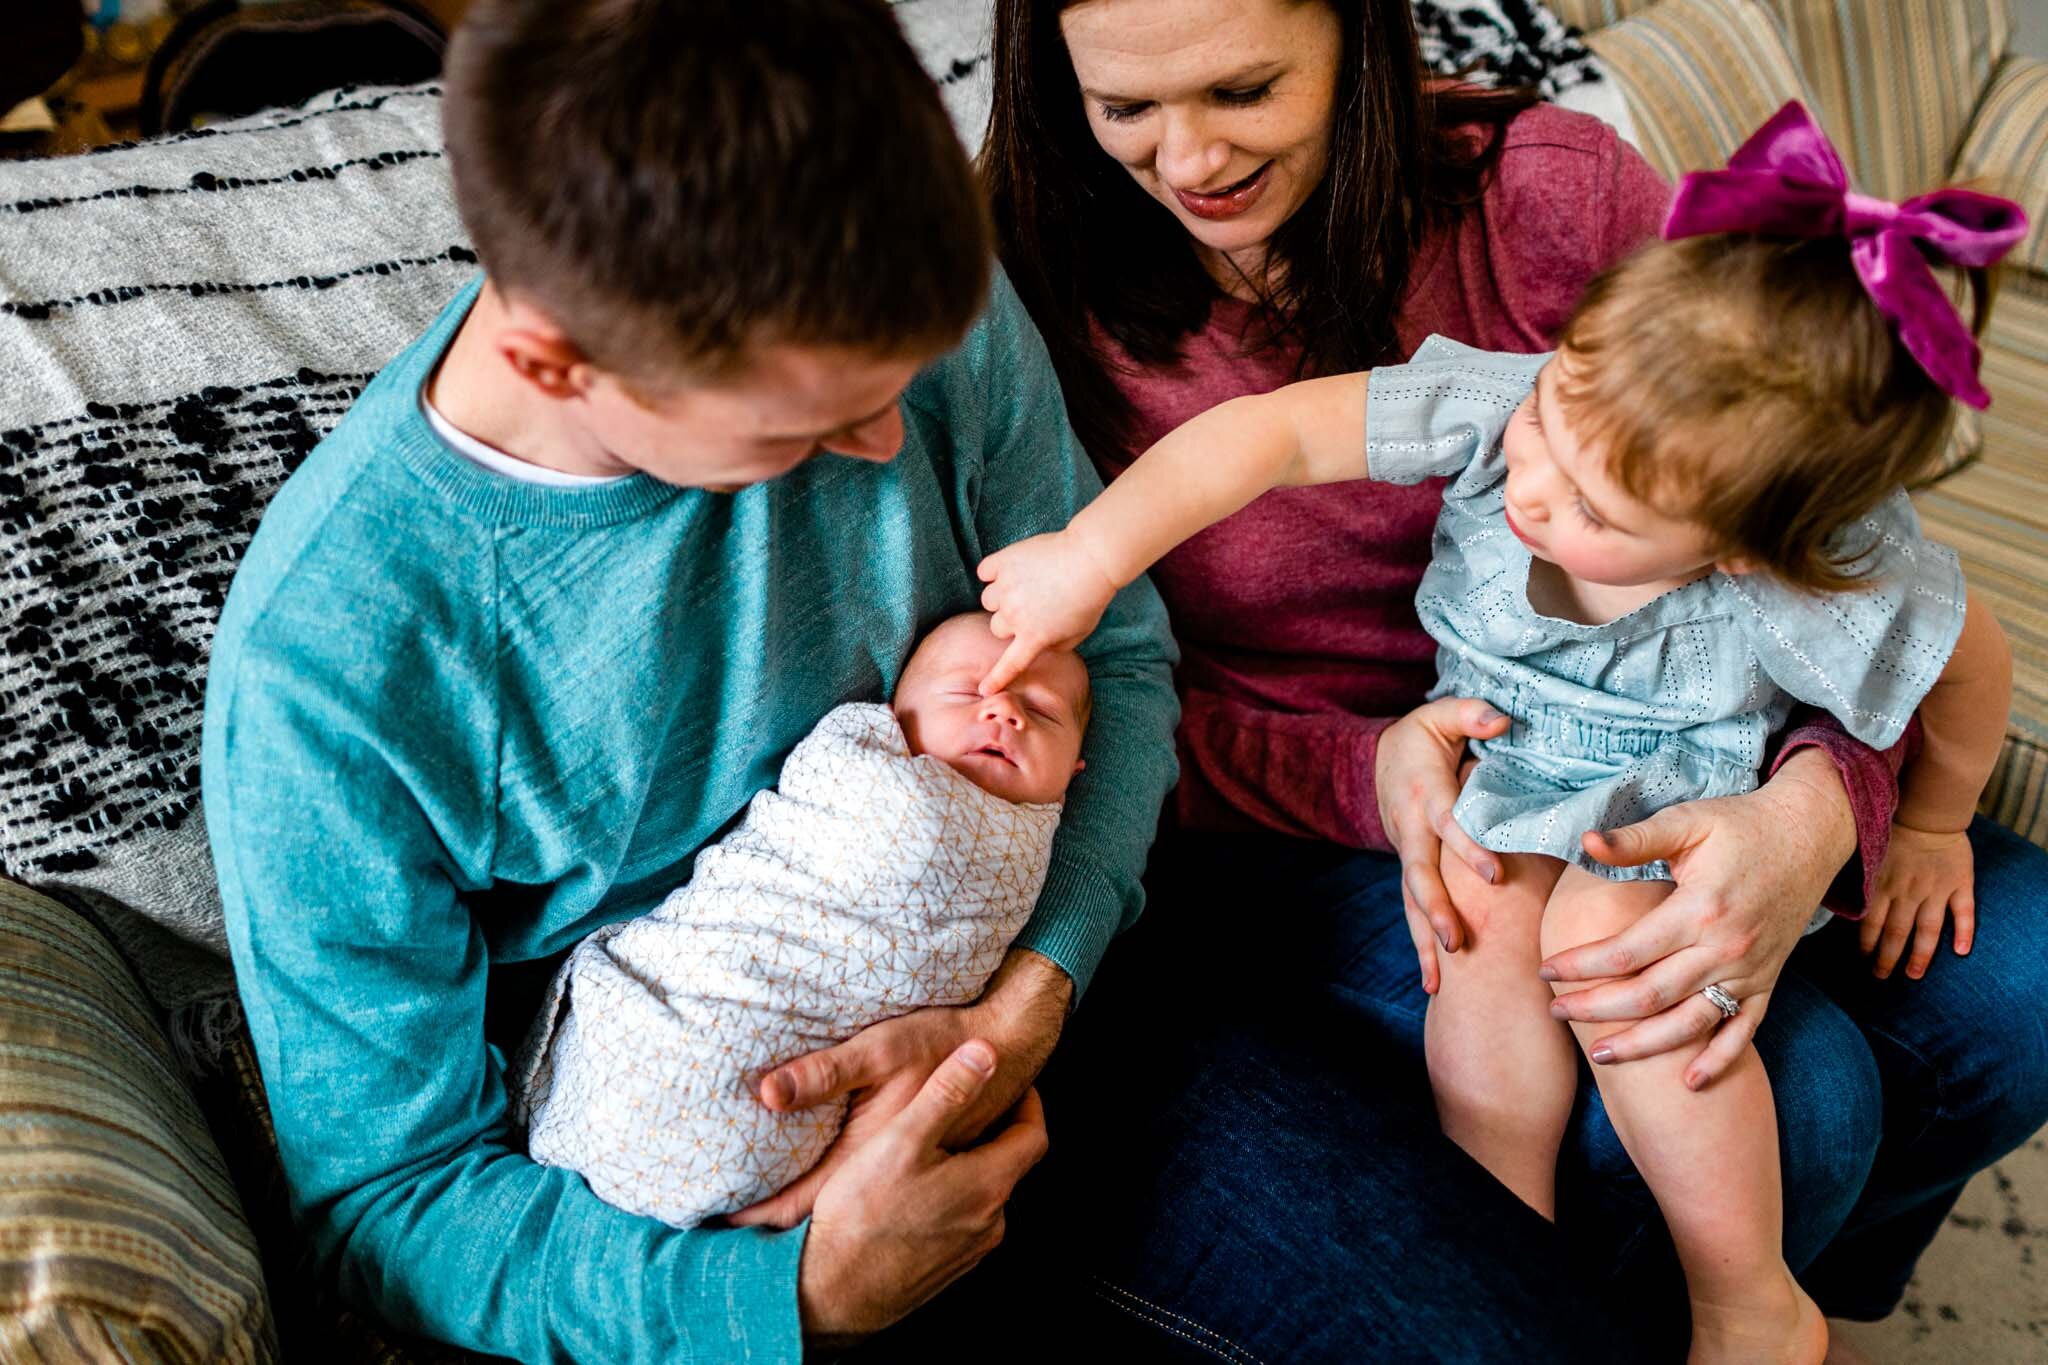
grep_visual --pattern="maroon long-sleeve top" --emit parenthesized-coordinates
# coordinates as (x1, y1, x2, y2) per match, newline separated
(1088, 104, 1899, 905)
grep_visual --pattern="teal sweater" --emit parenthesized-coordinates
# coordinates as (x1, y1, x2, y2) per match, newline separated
(201, 271, 1180, 1362)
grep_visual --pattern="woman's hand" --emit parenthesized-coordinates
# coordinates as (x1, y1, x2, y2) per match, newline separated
(1863, 824, 1976, 980)
(727, 949, 1070, 1229)
(1374, 697, 1510, 993)
(976, 532, 1121, 695)
(1541, 749, 1859, 1088)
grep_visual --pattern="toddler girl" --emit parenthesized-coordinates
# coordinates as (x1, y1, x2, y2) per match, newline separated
(975, 103, 2025, 1363)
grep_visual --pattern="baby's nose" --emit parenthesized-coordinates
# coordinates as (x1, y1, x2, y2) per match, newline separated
(981, 696, 1025, 729)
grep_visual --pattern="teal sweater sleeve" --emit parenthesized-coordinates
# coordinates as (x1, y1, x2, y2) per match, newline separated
(925, 273, 1181, 994)
(203, 486, 805, 1363)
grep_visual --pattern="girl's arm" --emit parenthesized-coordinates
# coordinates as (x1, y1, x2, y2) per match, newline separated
(1896, 590, 2010, 834)
(1864, 590, 2012, 978)
(976, 373, 1368, 693)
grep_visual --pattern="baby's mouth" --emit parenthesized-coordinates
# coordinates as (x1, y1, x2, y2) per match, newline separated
(972, 743, 1019, 768)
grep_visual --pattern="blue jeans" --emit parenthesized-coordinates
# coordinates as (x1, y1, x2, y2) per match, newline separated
(852, 816, 2048, 1362)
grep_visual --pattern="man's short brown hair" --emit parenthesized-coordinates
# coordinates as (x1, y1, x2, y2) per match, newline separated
(1557, 234, 1992, 591)
(442, 0, 991, 386)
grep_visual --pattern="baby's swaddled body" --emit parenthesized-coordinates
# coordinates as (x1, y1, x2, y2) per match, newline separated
(511, 702, 1061, 1227)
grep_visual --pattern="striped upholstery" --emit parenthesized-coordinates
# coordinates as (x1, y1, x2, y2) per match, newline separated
(1547, 0, 1662, 30)
(0, 879, 273, 1362)
(1954, 55, 2048, 282)
(1915, 286, 2048, 848)
(1760, 0, 2011, 204)
(1582, 0, 1814, 183)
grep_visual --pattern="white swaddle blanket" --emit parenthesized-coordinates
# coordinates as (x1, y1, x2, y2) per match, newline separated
(511, 702, 1062, 1227)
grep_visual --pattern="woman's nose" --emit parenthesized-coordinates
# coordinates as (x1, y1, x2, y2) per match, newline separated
(1155, 109, 1229, 189)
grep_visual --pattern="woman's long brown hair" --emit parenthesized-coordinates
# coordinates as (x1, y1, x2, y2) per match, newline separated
(981, 0, 1537, 458)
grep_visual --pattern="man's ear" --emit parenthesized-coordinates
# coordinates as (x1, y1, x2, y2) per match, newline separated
(496, 325, 594, 402)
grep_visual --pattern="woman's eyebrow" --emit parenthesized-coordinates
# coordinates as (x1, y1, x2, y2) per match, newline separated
(1080, 61, 1285, 104)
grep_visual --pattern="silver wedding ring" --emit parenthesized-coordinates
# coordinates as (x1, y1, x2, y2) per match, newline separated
(1702, 983, 1741, 1019)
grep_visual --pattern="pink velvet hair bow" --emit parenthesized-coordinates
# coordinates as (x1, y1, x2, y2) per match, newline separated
(1661, 100, 2029, 409)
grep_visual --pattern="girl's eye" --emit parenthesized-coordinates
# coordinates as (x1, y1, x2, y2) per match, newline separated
(1098, 101, 1151, 123)
(1213, 83, 1273, 107)
(1574, 499, 1604, 530)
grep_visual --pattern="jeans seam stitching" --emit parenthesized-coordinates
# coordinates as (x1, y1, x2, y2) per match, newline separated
(1090, 1278, 1266, 1363)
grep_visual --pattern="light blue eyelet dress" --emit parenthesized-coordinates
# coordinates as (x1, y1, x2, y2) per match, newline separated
(1367, 336, 1968, 884)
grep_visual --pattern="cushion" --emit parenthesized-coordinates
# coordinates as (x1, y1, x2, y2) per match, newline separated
(1762, 0, 2012, 205)
(0, 877, 273, 1360)
(1546, 0, 1663, 30)
(1915, 286, 2048, 850)
(1953, 54, 2048, 284)
(0, 0, 1000, 1017)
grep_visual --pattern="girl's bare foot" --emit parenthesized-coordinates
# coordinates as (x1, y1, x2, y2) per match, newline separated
(1687, 1270, 1827, 1365)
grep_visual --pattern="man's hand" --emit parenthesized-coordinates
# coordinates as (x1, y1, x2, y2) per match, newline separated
(728, 949, 1070, 1229)
(1863, 824, 1976, 980)
(796, 1040, 1050, 1348)
(1544, 749, 1858, 1089)
(975, 531, 1121, 695)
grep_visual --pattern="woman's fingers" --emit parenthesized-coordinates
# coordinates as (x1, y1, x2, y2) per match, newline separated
(1579, 806, 1697, 873)
(1548, 944, 1721, 1024)
(1432, 806, 1499, 886)
(1682, 990, 1768, 1090)
(1538, 894, 1690, 985)
(1582, 992, 1726, 1065)
(1402, 856, 1463, 954)
(1400, 888, 1441, 994)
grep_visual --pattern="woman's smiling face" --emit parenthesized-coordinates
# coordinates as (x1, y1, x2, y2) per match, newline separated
(1059, 0, 1343, 284)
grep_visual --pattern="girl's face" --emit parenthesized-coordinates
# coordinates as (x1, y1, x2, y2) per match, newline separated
(1059, 0, 1342, 284)
(1500, 360, 1729, 588)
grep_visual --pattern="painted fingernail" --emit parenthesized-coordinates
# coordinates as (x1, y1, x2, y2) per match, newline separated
(1548, 1002, 1568, 1020)
(1437, 929, 1450, 950)
(1482, 862, 1499, 884)
(1479, 706, 1505, 723)
(1538, 965, 1559, 982)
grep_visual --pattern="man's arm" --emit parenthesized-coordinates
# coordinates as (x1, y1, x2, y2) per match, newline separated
(204, 649, 808, 1363)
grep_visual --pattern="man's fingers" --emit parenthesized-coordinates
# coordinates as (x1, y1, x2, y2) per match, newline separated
(1549, 945, 1718, 1023)
(1873, 899, 1918, 978)
(1539, 899, 1687, 985)
(1580, 808, 1691, 872)
(1682, 992, 1767, 1090)
(977, 637, 1039, 697)
(1583, 994, 1724, 1065)
(891, 1040, 999, 1152)
(956, 1085, 1050, 1191)
(725, 1163, 828, 1228)
(759, 1034, 885, 1112)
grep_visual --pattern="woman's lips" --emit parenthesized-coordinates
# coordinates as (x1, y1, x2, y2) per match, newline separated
(1173, 161, 1274, 220)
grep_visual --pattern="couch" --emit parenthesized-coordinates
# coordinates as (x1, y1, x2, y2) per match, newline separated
(0, 0, 2040, 1359)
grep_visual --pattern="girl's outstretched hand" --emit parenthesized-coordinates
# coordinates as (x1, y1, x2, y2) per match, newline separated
(975, 531, 1120, 694)
(1863, 824, 1976, 980)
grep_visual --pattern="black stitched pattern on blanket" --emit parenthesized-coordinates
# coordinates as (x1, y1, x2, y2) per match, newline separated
(1414, 0, 1604, 100)
(0, 372, 369, 879)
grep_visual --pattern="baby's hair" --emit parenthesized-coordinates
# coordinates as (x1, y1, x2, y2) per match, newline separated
(1555, 234, 1996, 591)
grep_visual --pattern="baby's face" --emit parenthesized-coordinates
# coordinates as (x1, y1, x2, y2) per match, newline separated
(893, 614, 1090, 805)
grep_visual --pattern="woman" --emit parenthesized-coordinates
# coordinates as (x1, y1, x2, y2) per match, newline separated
(927, 0, 2048, 1357)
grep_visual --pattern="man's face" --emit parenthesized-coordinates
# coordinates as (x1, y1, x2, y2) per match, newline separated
(893, 615, 1090, 806)
(582, 342, 928, 493)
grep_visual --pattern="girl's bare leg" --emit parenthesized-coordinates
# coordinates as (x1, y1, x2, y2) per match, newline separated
(1542, 865, 1826, 1365)
(1425, 849, 1575, 1217)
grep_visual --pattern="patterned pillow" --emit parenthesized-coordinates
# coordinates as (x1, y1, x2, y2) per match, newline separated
(0, 876, 273, 1360)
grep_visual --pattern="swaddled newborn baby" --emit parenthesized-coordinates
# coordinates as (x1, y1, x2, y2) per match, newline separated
(511, 611, 1090, 1227)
